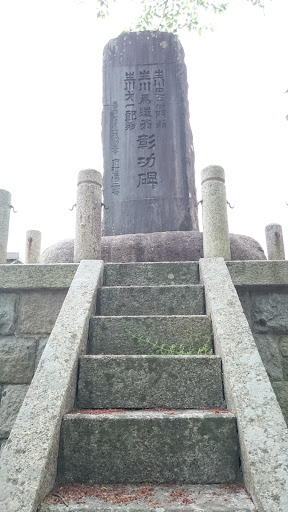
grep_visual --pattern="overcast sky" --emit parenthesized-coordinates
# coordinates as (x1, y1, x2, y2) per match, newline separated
(0, 0, 287, 259)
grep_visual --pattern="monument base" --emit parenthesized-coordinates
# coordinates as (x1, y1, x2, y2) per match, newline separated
(40, 231, 266, 264)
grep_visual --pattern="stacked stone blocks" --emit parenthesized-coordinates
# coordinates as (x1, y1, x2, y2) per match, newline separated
(0, 264, 78, 453)
(227, 261, 288, 423)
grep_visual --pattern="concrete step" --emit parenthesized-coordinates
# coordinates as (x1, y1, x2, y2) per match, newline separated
(88, 315, 213, 355)
(104, 262, 200, 287)
(97, 286, 205, 316)
(77, 355, 225, 409)
(57, 410, 240, 485)
(40, 483, 255, 511)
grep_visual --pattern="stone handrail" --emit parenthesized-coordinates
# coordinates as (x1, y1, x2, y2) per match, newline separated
(0, 259, 104, 512)
(200, 257, 288, 512)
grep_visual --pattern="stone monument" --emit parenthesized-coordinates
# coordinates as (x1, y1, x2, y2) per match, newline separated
(39, 32, 267, 264)
(102, 31, 199, 236)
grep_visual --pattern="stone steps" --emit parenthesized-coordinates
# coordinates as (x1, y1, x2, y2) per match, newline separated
(97, 285, 205, 316)
(103, 262, 200, 287)
(57, 410, 240, 485)
(88, 315, 213, 355)
(39, 483, 255, 511)
(47, 261, 247, 510)
(77, 355, 225, 409)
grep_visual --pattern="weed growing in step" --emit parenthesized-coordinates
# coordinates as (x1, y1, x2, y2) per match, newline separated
(126, 331, 213, 355)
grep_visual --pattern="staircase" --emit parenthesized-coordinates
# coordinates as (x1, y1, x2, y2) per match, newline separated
(39, 262, 255, 511)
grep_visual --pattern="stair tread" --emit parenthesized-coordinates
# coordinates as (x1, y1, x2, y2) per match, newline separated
(91, 314, 210, 318)
(102, 285, 203, 289)
(77, 354, 224, 409)
(88, 315, 212, 355)
(66, 409, 234, 419)
(103, 262, 200, 287)
(97, 285, 205, 316)
(80, 354, 219, 358)
(58, 408, 239, 484)
(40, 483, 255, 511)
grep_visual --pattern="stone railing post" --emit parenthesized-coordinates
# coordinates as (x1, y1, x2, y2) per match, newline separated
(201, 165, 231, 260)
(0, 189, 11, 264)
(25, 230, 42, 264)
(74, 169, 102, 263)
(265, 224, 285, 260)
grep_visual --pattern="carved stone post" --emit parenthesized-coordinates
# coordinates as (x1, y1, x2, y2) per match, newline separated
(0, 189, 11, 264)
(25, 230, 42, 264)
(265, 224, 285, 260)
(74, 169, 102, 262)
(201, 165, 231, 260)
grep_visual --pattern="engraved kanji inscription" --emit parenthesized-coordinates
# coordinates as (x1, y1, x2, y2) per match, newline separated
(137, 134, 155, 150)
(137, 171, 158, 188)
(138, 153, 156, 168)
(124, 72, 136, 91)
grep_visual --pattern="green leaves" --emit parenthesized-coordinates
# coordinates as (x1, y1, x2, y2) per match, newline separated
(133, 0, 229, 34)
(95, 0, 115, 19)
(127, 331, 213, 355)
(96, 0, 269, 34)
(248, 0, 265, 7)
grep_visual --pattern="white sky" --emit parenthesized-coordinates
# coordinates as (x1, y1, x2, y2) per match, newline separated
(0, 0, 287, 259)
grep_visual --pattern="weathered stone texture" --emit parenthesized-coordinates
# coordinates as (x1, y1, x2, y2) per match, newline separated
(0, 293, 18, 335)
(200, 258, 288, 512)
(88, 315, 212, 355)
(77, 355, 225, 409)
(0, 189, 11, 264)
(265, 223, 285, 261)
(25, 230, 42, 264)
(0, 263, 78, 289)
(253, 334, 284, 382)
(0, 439, 7, 455)
(0, 268, 77, 455)
(279, 336, 288, 358)
(0, 385, 29, 437)
(58, 411, 239, 484)
(17, 290, 67, 334)
(201, 166, 230, 260)
(39, 483, 256, 511)
(237, 284, 288, 428)
(237, 289, 252, 328)
(251, 290, 288, 333)
(104, 261, 199, 286)
(0, 337, 37, 384)
(102, 31, 198, 236)
(98, 285, 205, 316)
(0, 261, 104, 512)
(74, 169, 102, 262)
(40, 232, 266, 264)
(272, 382, 288, 424)
(35, 338, 49, 370)
(228, 260, 288, 286)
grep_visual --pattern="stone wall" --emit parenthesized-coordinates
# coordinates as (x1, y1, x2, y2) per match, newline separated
(1, 261, 288, 455)
(0, 264, 78, 454)
(237, 287, 288, 423)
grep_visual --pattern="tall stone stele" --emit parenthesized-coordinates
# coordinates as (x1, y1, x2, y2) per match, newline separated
(102, 31, 199, 236)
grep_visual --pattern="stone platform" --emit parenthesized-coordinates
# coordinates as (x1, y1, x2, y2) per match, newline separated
(40, 231, 266, 264)
(39, 483, 255, 511)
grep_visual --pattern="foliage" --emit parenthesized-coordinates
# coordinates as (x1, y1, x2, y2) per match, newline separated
(95, 0, 267, 33)
(95, 0, 287, 118)
(135, 1, 228, 34)
(127, 331, 213, 355)
(96, 0, 113, 19)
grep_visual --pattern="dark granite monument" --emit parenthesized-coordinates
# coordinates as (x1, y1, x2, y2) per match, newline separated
(102, 31, 199, 236)
(39, 32, 267, 263)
